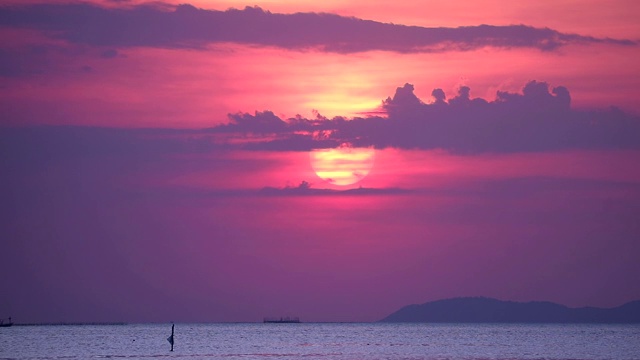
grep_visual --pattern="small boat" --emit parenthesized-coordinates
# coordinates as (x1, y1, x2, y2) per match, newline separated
(0, 317, 13, 327)
(263, 316, 300, 323)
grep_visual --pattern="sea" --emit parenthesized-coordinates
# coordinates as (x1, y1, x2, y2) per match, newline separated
(1, 323, 639, 360)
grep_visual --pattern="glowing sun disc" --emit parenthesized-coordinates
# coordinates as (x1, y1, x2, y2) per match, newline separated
(310, 146, 375, 186)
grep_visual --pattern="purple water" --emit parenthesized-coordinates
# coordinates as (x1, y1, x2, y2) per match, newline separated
(1, 323, 638, 360)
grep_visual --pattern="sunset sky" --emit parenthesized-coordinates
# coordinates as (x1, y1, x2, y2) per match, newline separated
(1, 0, 640, 323)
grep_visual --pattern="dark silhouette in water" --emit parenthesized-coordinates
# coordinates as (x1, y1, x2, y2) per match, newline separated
(167, 324, 174, 351)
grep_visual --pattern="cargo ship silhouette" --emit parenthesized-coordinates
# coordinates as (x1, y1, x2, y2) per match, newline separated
(263, 316, 300, 323)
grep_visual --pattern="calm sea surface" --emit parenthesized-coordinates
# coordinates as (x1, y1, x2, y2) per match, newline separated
(1, 323, 639, 360)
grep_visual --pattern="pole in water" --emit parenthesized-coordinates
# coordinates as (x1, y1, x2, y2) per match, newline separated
(167, 324, 175, 351)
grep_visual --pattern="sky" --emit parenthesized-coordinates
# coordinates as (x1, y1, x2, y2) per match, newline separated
(1, 0, 640, 323)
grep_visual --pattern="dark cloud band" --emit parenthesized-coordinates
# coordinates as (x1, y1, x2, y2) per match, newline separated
(216, 81, 640, 153)
(0, 3, 635, 52)
(1, 81, 638, 155)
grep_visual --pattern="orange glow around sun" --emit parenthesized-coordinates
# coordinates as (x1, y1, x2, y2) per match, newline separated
(310, 145, 375, 186)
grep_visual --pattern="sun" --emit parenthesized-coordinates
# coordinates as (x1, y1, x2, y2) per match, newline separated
(310, 145, 375, 186)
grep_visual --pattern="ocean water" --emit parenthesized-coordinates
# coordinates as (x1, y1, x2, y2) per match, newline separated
(1, 323, 639, 360)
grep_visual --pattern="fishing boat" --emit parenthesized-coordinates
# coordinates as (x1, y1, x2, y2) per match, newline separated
(0, 317, 13, 327)
(263, 316, 300, 323)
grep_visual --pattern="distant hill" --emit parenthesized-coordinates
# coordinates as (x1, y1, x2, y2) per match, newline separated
(380, 297, 640, 323)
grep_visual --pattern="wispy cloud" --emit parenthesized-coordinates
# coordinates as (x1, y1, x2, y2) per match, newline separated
(0, 3, 635, 53)
(259, 182, 413, 196)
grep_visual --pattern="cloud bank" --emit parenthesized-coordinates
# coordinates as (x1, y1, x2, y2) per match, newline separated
(0, 3, 635, 53)
(2, 81, 639, 156)
(2, 80, 638, 160)
(214, 81, 640, 153)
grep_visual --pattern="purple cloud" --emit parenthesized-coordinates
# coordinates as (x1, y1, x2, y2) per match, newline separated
(0, 3, 635, 53)
(212, 81, 640, 153)
(1, 81, 638, 156)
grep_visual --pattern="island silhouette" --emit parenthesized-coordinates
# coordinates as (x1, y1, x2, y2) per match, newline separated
(381, 297, 640, 323)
